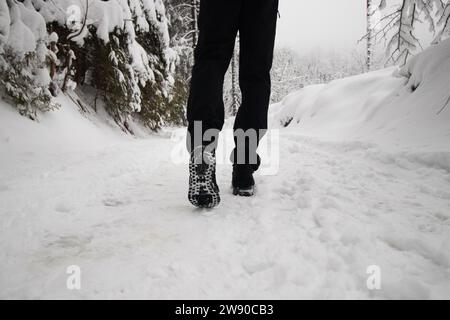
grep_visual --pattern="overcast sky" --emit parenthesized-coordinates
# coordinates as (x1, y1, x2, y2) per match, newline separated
(275, 0, 434, 56)
(275, 0, 367, 54)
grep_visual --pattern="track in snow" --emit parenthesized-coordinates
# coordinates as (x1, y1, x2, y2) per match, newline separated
(1, 130, 450, 299)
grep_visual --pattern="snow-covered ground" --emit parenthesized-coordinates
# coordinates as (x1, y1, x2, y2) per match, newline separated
(270, 39, 450, 151)
(1, 40, 450, 299)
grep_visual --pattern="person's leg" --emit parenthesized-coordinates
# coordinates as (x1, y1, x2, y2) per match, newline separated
(232, 0, 278, 169)
(231, 0, 278, 196)
(187, 0, 242, 152)
(187, 0, 243, 208)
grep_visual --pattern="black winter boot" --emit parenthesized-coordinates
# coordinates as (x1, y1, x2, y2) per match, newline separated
(232, 165, 255, 197)
(188, 146, 221, 208)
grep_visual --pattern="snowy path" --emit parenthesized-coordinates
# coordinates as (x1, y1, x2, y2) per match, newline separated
(1, 130, 450, 299)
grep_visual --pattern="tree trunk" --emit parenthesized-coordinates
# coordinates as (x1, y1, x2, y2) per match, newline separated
(191, 0, 199, 49)
(366, 0, 374, 71)
(62, 47, 73, 92)
(231, 35, 239, 116)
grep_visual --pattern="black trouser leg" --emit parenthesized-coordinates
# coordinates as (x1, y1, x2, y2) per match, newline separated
(187, 0, 278, 166)
(187, 0, 242, 152)
(233, 0, 278, 168)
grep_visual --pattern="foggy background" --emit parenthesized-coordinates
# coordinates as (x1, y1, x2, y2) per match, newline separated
(276, 0, 434, 55)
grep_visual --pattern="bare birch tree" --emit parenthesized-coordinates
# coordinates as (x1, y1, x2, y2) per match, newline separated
(366, 0, 374, 71)
(362, 0, 450, 66)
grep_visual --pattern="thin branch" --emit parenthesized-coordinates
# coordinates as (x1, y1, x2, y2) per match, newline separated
(437, 96, 450, 115)
(67, 0, 89, 42)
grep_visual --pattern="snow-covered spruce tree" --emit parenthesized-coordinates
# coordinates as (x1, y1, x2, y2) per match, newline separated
(0, 0, 58, 120)
(23, 0, 183, 131)
(89, 30, 142, 130)
(127, 0, 182, 130)
(367, 0, 450, 65)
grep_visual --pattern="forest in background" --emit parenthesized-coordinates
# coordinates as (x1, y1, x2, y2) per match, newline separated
(0, 0, 448, 133)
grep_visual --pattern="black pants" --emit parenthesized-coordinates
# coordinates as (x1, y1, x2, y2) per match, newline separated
(187, 0, 278, 167)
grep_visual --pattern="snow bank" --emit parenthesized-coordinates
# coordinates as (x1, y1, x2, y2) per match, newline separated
(0, 0, 10, 50)
(270, 39, 450, 151)
(0, 94, 128, 155)
(32, 0, 129, 44)
(6, 2, 38, 57)
(19, 1, 47, 43)
(0, 0, 49, 61)
(31, 0, 173, 91)
(31, 0, 170, 46)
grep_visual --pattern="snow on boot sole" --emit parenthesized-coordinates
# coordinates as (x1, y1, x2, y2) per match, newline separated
(188, 149, 220, 209)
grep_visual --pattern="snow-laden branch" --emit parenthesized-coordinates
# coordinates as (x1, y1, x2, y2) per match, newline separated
(362, 0, 450, 65)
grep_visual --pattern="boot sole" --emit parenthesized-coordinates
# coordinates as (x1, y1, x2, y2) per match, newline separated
(188, 153, 220, 209)
(232, 187, 255, 197)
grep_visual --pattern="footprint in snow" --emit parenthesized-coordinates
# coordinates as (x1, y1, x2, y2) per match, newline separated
(296, 194, 311, 209)
(432, 211, 449, 222)
(103, 198, 126, 207)
(288, 144, 301, 154)
(242, 258, 275, 275)
(45, 234, 93, 249)
(55, 203, 73, 213)
(276, 184, 296, 197)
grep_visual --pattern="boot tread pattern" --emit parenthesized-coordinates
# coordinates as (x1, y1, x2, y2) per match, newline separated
(188, 148, 220, 208)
